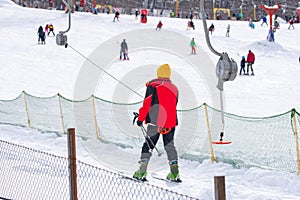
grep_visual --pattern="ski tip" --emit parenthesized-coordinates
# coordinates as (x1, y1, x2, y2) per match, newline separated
(132, 176, 148, 182)
(212, 140, 232, 145)
(175, 179, 182, 183)
(167, 178, 182, 183)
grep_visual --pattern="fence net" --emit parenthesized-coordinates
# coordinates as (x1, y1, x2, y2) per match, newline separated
(0, 139, 198, 200)
(0, 91, 299, 174)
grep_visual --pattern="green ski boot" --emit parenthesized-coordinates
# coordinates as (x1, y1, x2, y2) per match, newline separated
(167, 160, 182, 182)
(133, 159, 148, 181)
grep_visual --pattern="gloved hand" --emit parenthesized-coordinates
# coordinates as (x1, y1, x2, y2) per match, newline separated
(136, 120, 143, 127)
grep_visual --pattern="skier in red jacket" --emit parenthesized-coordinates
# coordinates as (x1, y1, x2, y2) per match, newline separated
(246, 50, 255, 75)
(133, 64, 180, 182)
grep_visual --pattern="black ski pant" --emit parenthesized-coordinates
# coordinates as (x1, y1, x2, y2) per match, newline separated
(247, 62, 254, 74)
(239, 66, 245, 75)
(140, 124, 178, 162)
(48, 30, 55, 36)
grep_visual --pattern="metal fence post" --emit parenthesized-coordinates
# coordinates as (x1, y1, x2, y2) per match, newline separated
(214, 176, 226, 200)
(67, 128, 78, 200)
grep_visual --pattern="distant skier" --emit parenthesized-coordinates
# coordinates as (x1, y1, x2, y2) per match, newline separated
(208, 23, 214, 34)
(45, 24, 49, 35)
(156, 21, 163, 31)
(249, 21, 255, 29)
(119, 39, 129, 60)
(37, 25, 46, 44)
(225, 24, 230, 37)
(239, 56, 246, 75)
(113, 11, 120, 22)
(186, 20, 195, 30)
(273, 19, 280, 32)
(246, 50, 255, 75)
(288, 17, 294, 30)
(261, 16, 268, 26)
(135, 9, 139, 20)
(190, 38, 196, 54)
(48, 24, 55, 36)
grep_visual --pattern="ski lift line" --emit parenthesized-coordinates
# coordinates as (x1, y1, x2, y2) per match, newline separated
(67, 44, 144, 99)
(200, 0, 222, 57)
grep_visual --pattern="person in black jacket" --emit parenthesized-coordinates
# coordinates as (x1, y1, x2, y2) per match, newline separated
(37, 25, 45, 44)
(239, 56, 246, 75)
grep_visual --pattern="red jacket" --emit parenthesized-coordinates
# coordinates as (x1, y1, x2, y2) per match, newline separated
(138, 78, 178, 128)
(157, 21, 163, 28)
(247, 51, 255, 63)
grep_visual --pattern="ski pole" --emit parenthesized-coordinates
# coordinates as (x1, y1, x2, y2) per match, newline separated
(140, 125, 162, 157)
(133, 112, 162, 156)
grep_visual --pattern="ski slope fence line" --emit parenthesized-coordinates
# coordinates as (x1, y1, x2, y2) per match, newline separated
(0, 91, 299, 174)
(0, 139, 198, 200)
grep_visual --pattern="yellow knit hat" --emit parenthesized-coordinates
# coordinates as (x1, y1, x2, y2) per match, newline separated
(157, 64, 171, 78)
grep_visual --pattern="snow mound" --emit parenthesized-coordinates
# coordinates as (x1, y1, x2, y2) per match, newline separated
(247, 40, 285, 52)
(0, 0, 17, 7)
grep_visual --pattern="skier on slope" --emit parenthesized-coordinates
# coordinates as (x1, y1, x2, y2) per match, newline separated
(113, 10, 120, 22)
(37, 25, 45, 44)
(48, 24, 55, 36)
(239, 56, 246, 75)
(133, 64, 180, 182)
(246, 50, 255, 75)
(261, 16, 268, 26)
(156, 21, 163, 31)
(208, 23, 214, 34)
(225, 24, 230, 37)
(119, 39, 129, 60)
(190, 38, 196, 54)
(45, 24, 49, 35)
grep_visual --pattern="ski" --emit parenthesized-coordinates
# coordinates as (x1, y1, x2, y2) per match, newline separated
(151, 173, 182, 183)
(121, 175, 148, 182)
(117, 172, 148, 182)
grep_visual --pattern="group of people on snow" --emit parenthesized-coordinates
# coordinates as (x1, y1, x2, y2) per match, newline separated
(239, 50, 255, 76)
(37, 24, 55, 45)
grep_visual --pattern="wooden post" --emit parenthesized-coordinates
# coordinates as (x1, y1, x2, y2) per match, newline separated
(23, 91, 31, 128)
(58, 94, 66, 134)
(203, 103, 215, 162)
(67, 128, 78, 200)
(175, 0, 178, 17)
(214, 176, 226, 200)
(292, 109, 300, 175)
(92, 95, 100, 140)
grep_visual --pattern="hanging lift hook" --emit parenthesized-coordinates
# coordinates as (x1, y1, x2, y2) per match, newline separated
(56, 0, 71, 48)
(200, 0, 237, 143)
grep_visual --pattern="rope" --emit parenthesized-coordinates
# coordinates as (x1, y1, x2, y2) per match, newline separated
(68, 44, 144, 99)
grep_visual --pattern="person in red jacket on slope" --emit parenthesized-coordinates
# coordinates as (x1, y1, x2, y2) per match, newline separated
(133, 64, 180, 182)
(246, 50, 255, 75)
